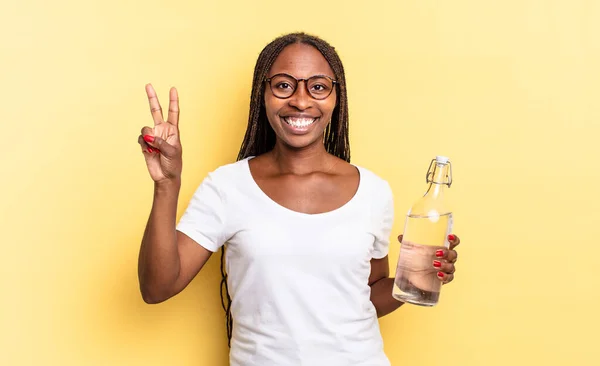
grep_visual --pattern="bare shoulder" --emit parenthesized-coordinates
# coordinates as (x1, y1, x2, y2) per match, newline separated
(326, 156, 360, 194)
(247, 153, 278, 181)
(328, 155, 357, 177)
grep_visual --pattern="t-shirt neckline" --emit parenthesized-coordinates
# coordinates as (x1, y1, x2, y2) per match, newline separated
(243, 156, 363, 218)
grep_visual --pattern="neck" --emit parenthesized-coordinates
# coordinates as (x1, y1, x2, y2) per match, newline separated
(269, 139, 331, 175)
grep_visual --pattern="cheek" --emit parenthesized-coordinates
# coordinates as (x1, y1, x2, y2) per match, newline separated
(320, 99, 337, 120)
(263, 98, 285, 132)
(324, 90, 338, 114)
(264, 95, 283, 117)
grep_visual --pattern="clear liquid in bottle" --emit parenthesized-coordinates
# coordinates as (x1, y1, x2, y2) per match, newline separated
(392, 156, 454, 306)
(393, 213, 453, 306)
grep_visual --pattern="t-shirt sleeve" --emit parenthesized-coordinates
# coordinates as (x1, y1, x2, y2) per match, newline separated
(176, 172, 227, 252)
(372, 181, 395, 259)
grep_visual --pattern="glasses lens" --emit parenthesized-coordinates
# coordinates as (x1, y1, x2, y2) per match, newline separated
(269, 74, 297, 98)
(307, 76, 334, 99)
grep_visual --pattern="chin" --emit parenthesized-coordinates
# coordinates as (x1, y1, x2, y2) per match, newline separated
(277, 122, 327, 150)
(277, 133, 325, 150)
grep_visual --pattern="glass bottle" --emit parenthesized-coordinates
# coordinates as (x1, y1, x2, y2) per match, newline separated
(392, 156, 453, 306)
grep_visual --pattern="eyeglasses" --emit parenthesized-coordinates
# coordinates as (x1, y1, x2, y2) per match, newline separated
(264, 73, 338, 100)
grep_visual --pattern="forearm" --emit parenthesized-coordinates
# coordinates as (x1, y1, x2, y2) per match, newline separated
(370, 277, 404, 317)
(138, 179, 181, 302)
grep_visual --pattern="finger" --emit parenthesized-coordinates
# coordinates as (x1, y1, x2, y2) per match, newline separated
(146, 84, 163, 126)
(140, 126, 159, 150)
(138, 135, 156, 154)
(448, 234, 461, 250)
(138, 135, 149, 152)
(435, 248, 458, 264)
(139, 126, 161, 153)
(435, 248, 450, 260)
(446, 249, 458, 263)
(140, 126, 153, 136)
(167, 87, 180, 126)
(433, 260, 455, 275)
(152, 136, 177, 157)
(438, 272, 454, 284)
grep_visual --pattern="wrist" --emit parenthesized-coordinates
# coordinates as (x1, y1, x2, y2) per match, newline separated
(154, 177, 181, 195)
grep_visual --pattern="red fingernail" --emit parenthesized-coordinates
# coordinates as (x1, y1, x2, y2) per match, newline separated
(143, 135, 154, 143)
(433, 260, 442, 268)
(436, 250, 444, 257)
(448, 234, 456, 241)
(437, 272, 444, 278)
(147, 148, 154, 153)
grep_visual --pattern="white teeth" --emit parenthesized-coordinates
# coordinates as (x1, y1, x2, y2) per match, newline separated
(284, 117, 316, 128)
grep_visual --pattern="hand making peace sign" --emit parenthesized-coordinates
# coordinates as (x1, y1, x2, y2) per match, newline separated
(138, 84, 183, 183)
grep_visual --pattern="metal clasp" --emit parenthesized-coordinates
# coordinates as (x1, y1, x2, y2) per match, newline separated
(426, 159, 453, 187)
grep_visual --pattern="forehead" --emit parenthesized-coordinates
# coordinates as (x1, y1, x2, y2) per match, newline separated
(269, 43, 334, 78)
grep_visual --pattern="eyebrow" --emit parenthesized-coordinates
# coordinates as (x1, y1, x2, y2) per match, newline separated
(266, 72, 336, 80)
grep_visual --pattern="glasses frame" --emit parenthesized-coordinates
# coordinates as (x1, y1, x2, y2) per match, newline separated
(264, 73, 338, 100)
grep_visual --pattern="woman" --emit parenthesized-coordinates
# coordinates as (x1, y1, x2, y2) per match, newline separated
(137, 32, 460, 366)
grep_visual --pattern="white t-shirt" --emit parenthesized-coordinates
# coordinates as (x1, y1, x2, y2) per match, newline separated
(176, 157, 395, 366)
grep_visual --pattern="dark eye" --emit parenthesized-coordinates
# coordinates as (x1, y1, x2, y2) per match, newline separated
(310, 83, 330, 94)
(276, 82, 293, 90)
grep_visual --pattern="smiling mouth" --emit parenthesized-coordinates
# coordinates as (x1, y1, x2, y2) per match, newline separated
(283, 117, 318, 129)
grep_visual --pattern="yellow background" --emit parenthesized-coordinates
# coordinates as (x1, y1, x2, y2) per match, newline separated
(2, 0, 598, 365)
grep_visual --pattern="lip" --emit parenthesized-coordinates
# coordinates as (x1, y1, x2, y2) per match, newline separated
(280, 115, 320, 135)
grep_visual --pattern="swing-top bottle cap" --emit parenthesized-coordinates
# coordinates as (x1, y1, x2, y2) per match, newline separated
(436, 155, 450, 164)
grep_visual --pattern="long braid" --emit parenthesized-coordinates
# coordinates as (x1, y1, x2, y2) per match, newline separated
(221, 32, 351, 347)
(219, 246, 233, 346)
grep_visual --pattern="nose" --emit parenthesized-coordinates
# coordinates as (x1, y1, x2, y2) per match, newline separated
(288, 80, 311, 110)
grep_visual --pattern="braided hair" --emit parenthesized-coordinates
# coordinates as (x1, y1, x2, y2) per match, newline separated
(220, 32, 351, 346)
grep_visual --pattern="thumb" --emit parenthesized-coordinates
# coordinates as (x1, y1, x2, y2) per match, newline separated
(151, 136, 178, 158)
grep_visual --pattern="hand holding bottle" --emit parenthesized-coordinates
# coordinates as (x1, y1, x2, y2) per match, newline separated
(395, 233, 460, 282)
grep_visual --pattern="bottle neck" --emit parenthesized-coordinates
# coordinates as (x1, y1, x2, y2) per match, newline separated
(425, 162, 450, 198)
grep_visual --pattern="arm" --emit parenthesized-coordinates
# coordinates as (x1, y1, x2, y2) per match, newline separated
(137, 180, 212, 304)
(136, 84, 212, 304)
(369, 255, 404, 317)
